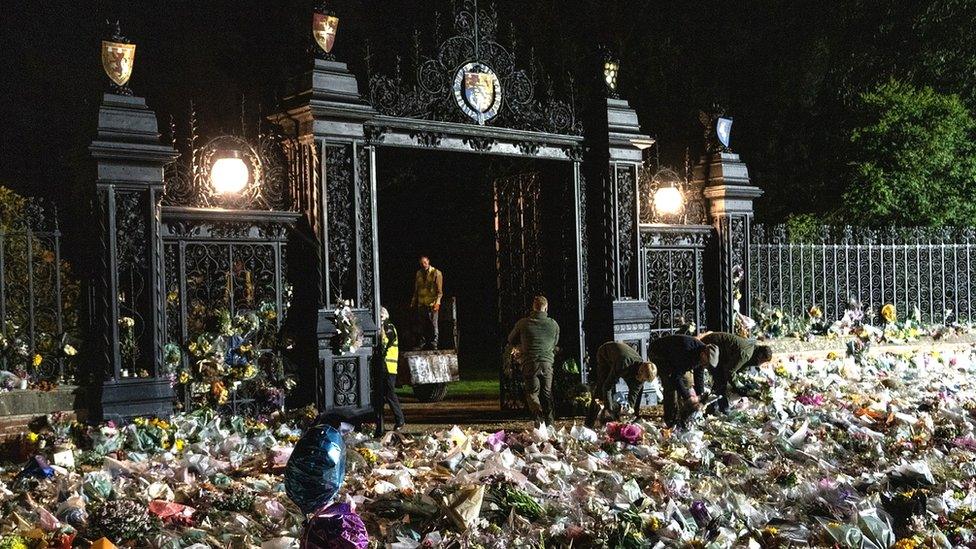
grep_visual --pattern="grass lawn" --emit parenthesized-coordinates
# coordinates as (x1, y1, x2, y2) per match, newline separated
(396, 364, 501, 399)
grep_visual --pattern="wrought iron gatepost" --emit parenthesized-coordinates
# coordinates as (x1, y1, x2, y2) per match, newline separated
(696, 150, 763, 333)
(89, 92, 178, 421)
(273, 52, 379, 417)
(582, 55, 653, 369)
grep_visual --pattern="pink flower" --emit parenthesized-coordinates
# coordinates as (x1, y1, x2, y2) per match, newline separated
(797, 393, 825, 406)
(953, 436, 976, 451)
(618, 424, 644, 445)
(486, 430, 506, 452)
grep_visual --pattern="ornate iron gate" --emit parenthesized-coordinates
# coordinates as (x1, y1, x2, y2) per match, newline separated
(160, 207, 298, 414)
(494, 172, 543, 410)
(0, 198, 78, 381)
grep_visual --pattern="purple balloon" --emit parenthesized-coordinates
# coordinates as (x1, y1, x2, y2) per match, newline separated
(301, 502, 369, 549)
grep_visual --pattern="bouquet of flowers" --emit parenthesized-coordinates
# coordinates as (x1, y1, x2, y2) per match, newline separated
(175, 301, 292, 412)
(334, 302, 364, 355)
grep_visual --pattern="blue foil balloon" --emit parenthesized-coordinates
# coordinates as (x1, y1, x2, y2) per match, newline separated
(286, 424, 347, 515)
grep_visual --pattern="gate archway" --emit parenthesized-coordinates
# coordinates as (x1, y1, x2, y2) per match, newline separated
(272, 0, 653, 416)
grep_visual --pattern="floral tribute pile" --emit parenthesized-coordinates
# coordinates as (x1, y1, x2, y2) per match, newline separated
(4, 344, 976, 547)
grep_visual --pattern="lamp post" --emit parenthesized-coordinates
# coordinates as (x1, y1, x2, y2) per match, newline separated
(210, 149, 249, 195)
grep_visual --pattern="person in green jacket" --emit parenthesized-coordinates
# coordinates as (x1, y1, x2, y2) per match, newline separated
(507, 296, 560, 427)
(699, 331, 772, 414)
(585, 341, 657, 427)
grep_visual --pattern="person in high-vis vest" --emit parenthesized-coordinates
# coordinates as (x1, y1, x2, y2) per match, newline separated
(376, 307, 405, 431)
(410, 255, 444, 350)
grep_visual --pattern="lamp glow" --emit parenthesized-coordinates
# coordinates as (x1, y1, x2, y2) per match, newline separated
(603, 60, 619, 92)
(211, 151, 248, 195)
(653, 185, 684, 216)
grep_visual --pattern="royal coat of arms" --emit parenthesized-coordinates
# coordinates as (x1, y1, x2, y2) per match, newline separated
(101, 40, 135, 87)
(453, 62, 502, 124)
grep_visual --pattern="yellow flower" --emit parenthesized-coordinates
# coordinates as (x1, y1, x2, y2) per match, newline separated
(178, 371, 190, 384)
(774, 365, 788, 377)
(26, 432, 39, 443)
(893, 538, 921, 549)
(211, 381, 229, 405)
(32, 354, 43, 367)
(808, 306, 823, 319)
(826, 351, 839, 360)
(881, 304, 897, 324)
(174, 439, 185, 452)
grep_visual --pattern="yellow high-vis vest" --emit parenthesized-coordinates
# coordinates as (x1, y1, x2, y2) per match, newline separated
(383, 324, 399, 374)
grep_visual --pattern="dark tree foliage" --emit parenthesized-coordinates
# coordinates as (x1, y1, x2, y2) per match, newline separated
(844, 80, 976, 226)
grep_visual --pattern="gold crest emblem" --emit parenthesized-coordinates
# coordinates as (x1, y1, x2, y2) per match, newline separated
(313, 13, 339, 54)
(101, 40, 135, 87)
(463, 72, 496, 113)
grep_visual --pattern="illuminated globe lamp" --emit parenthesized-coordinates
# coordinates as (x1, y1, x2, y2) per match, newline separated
(654, 184, 684, 217)
(211, 150, 249, 195)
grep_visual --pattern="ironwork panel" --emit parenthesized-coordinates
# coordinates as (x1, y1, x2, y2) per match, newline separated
(750, 224, 976, 323)
(639, 225, 710, 337)
(0, 205, 72, 381)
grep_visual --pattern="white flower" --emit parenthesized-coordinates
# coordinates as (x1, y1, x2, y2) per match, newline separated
(63, 344, 78, 357)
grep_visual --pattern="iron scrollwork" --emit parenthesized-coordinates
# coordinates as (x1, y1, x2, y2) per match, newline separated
(637, 166, 708, 225)
(325, 145, 355, 303)
(367, 0, 581, 135)
(357, 147, 375, 310)
(616, 166, 636, 297)
(332, 358, 360, 407)
(164, 110, 291, 211)
(640, 227, 709, 336)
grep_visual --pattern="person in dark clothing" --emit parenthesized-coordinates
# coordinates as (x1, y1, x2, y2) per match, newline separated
(699, 331, 772, 415)
(507, 296, 560, 427)
(586, 341, 657, 427)
(376, 307, 405, 431)
(647, 334, 719, 428)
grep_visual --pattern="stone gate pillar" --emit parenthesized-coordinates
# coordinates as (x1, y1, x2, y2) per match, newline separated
(89, 91, 178, 420)
(274, 44, 379, 416)
(582, 55, 653, 370)
(698, 151, 763, 332)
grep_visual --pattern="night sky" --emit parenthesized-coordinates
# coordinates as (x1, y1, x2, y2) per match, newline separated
(3, 2, 950, 229)
(1, 1, 823, 208)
